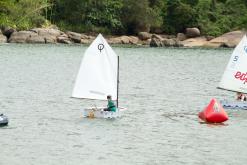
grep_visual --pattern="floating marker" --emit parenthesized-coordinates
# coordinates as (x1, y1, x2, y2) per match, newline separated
(199, 98, 228, 123)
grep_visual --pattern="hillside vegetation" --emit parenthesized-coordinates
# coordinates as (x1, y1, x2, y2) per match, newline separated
(0, 0, 247, 36)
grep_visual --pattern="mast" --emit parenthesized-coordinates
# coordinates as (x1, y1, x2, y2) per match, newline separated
(117, 55, 119, 108)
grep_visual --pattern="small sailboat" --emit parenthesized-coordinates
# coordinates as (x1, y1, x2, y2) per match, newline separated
(218, 34, 247, 109)
(0, 114, 8, 126)
(72, 34, 122, 118)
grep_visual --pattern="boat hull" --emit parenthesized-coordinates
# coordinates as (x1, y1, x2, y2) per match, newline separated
(0, 114, 8, 126)
(220, 100, 247, 110)
(81, 107, 120, 119)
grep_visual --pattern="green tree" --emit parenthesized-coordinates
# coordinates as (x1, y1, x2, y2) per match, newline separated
(52, 0, 123, 34)
(0, 0, 51, 30)
(121, 0, 162, 34)
(165, 0, 198, 33)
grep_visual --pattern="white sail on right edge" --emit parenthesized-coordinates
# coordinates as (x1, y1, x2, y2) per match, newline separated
(218, 35, 247, 93)
(72, 34, 118, 100)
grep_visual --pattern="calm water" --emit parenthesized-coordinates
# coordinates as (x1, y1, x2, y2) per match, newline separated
(0, 44, 247, 165)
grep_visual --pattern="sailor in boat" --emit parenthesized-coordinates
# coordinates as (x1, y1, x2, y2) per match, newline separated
(236, 92, 247, 101)
(104, 95, 116, 112)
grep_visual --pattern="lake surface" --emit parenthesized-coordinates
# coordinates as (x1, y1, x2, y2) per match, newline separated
(0, 44, 247, 165)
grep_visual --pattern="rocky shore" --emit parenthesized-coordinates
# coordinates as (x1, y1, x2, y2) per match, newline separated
(0, 26, 246, 48)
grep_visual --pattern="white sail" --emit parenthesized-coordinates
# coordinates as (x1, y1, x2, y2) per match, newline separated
(218, 35, 247, 93)
(72, 34, 118, 100)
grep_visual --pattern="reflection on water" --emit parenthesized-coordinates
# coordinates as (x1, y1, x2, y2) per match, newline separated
(0, 44, 247, 165)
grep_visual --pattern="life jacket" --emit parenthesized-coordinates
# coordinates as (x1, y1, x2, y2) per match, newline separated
(107, 100, 116, 112)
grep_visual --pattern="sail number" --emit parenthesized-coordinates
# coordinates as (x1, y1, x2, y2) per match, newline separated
(230, 55, 239, 69)
(233, 56, 239, 61)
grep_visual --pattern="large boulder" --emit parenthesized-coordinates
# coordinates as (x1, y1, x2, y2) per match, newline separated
(31, 28, 62, 37)
(182, 37, 208, 47)
(186, 28, 200, 38)
(108, 37, 122, 44)
(128, 36, 139, 44)
(67, 31, 82, 43)
(120, 36, 131, 44)
(30, 28, 62, 43)
(8, 31, 37, 43)
(207, 31, 246, 48)
(138, 32, 152, 40)
(26, 35, 45, 43)
(108, 36, 135, 44)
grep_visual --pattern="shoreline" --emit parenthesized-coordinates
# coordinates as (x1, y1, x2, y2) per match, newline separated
(0, 27, 246, 49)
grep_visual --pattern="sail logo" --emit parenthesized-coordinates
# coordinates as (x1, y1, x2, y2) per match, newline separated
(234, 71, 247, 84)
(213, 103, 220, 113)
(244, 46, 247, 53)
(98, 44, 104, 52)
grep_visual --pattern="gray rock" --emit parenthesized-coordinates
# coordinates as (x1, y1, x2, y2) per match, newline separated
(108, 36, 136, 44)
(26, 35, 45, 43)
(206, 36, 214, 41)
(30, 28, 60, 43)
(151, 34, 163, 41)
(177, 33, 187, 41)
(67, 31, 82, 43)
(108, 37, 122, 44)
(57, 35, 71, 44)
(150, 38, 163, 47)
(8, 31, 37, 43)
(43, 35, 57, 43)
(182, 37, 207, 47)
(81, 34, 91, 39)
(31, 28, 62, 37)
(0, 33, 7, 43)
(120, 36, 130, 44)
(207, 31, 246, 48)
(203, 42, 224, 48)
(186, 28, 200, 38)
(173, 39, 183, 47)
(138, 32, 152, 40)
(81, 39, 92, 44)
(128, 36, 139, 44)
(162, 38, 176, 47)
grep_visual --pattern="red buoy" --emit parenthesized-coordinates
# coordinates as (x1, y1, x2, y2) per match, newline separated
(199, 98, 228, 123)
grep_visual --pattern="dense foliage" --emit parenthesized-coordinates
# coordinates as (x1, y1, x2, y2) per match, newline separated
(0, 0, 50, 30)
(0, 0, 247, 36)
